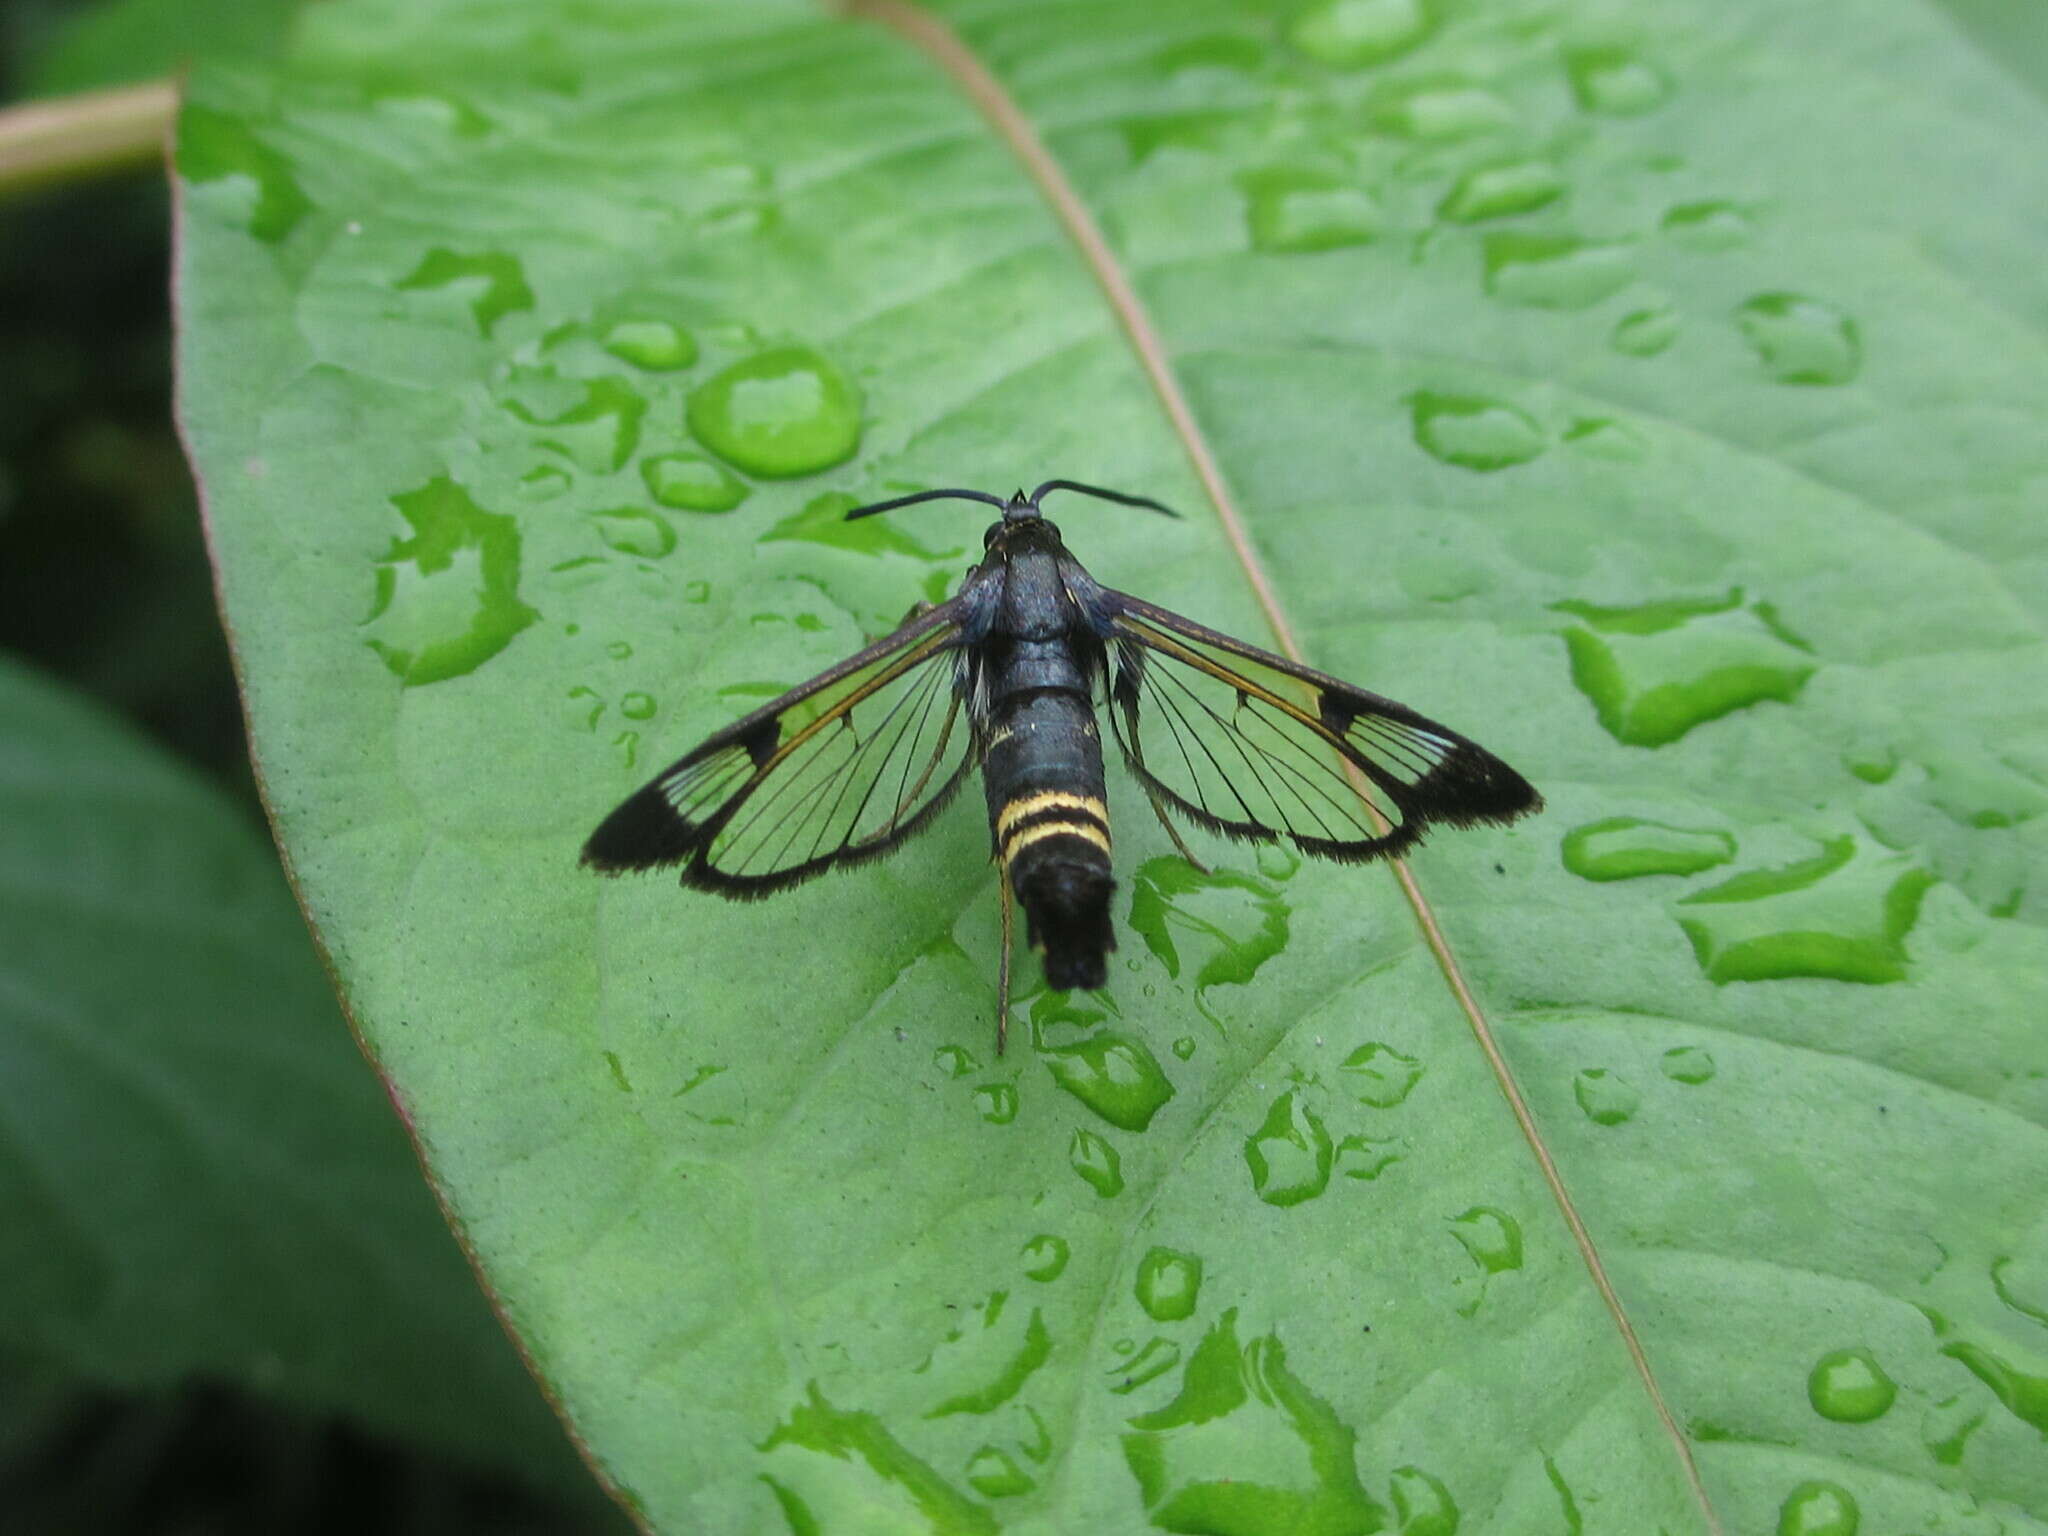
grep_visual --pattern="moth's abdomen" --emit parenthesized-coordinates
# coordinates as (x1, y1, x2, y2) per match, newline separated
(984, 688, 1115, 991)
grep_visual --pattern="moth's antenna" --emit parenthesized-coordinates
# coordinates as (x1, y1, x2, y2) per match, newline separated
(1030, 479, 1182, 518)
(845, 487, 1010, 521)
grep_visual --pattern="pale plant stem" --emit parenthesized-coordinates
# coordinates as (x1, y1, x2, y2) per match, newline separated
(0, 79, 178, 199)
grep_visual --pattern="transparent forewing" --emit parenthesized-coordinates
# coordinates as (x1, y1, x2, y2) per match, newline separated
(1105, 593, 1539, 862)
(582, 600, 984, 894)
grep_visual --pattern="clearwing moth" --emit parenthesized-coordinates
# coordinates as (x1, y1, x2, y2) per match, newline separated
(583, 480, 1542, 1050)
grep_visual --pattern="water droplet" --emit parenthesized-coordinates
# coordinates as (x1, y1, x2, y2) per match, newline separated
(1563, 417, 1648, 461)
(1807, 1347, 1897, 1422)
(1245, 1089, 1334, 1207)
(1128, 858, 1290, 1008)
(1573, 1068, 1640, 1126)
(1240, 168, 1382, 252)
(1662, 200, 1751, 250)
(503, 373, 647, 473)
(1368, 81, 1514, 140)
(1337, 1134, 1402, 1180)
(1135, 1248, 1203, 1322)
(1449, 1206, 1522, 1316)
(1288, 0, 1432, 68)
(1483, 233, 1634, 309)
(964, 1445, 1033, 1498)
(1734, 293, 1862, 386)
(1561, 817, 1735, 880)
(602, 1050, 632, 1093)
(1611, 304, 1680, 357)
(1676, 834, 1935, 985)
(565, 685, 604, 732)
(363, 476, 536, 685)
(762, 490, 958, 561)
(1659, 1046, 1716, 1084)
(763, 1384, 986, 1519)
(1122, 1310, 1386, 1531)
(619, 691, 656, 721)
(920, 1295, 1052, 1419)
(638, 451, 748, 513)
(1171, 1036, 1197, 1061)
(1564, 46, 1673, 116)
(1390, 1465, 1460, 1534)
(1553, 588, 1815, 746)
(975, 1083, 1018, 1125)
(592, 507, 674, 558)
(612, 730, 639, 768)
(686, 345, 862, 478)
(684, 579, 710, 603)
(605, 639, 633, 661)
(1438, 160, 1565, 223)
(1255, 843, 1301, 881)
(600, 317, 696, 370)
(1071, 1129, 1124, 1197)
(1021, 1234, 1068, 1282)
(1410, 392, 1545, 471)
(1920, 1392, 1986, 1466)
(1341, 1043, 1423, 1107)
(1041, 1032, 1176, 1131)
(395, 248, 534, 336)
(176, 105, 312, 243)
(1109, 1336, 1183, 1393)
(1776, 1479, 1859, 1536)
(934, 1045, 979, 1079)
(1120, 111, 1236, 163)
(1931, 1322, 2048, 1435)
(517, 464, 571, 500)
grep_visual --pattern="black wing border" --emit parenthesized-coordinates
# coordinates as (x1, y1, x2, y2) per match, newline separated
(581, 588, 984, 897)
(1104, 589, 1541, 862)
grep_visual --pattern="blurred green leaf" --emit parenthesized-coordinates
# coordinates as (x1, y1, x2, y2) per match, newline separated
(18, 0, 300, 98)
(175, 1, 2048, 1531)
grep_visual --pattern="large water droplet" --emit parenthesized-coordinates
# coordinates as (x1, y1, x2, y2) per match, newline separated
(518, 464, 571, 500)
(974, 1082, 1018, 1125)
(1564, 46, 1673, 115)
(1042, 1032, 1176, 1131)
(1021, 1233, 1069, 1282)
(1675, 834, 1935, 985)
(1933, 1331, 2048, 1435)
(600, 317, 696, 371)
(1449, 1206, 1522, 1316)
(1573, 1068, 1639, 1126)
(591, 507, 674, 558)
(1659, 1046, 1716, 1084)
(1561, 817, 1735, 880)
(1240, 168, 1382, 252)
(1337, 1134, 1402, 1180)
(1128, 858, 1290, 1008)
(1662, 200, 1751, 251)
(1245, 1089, 1334, 1207)
(1920, 1393, 1985, 1466)
(965, 1445, 1033, 1498)
(919, 1294, 1052, 1419)
(1071, 1129, 1125, 1197)
(176, 105, 311, 243)
(503, 373, 646, 473)
(1553, 588, 1815, 747)
(1121, 1310, 1387, 1532)
(1341, 1043, 1423, 1107)
(1289, 0, 1432, 68)
(933, 1045, 978, 1079)
(1438, 160, 1565, 223)
(396, 248, 534, 336)
(1483, 234, 1634, 310)
(1410, 392, 1546, 471)
(1734, 293, 1862, 386)
(1368, 80, 1514, 140)
(1776, 1480, 1859, 1536)
(1135, 1248, 1203, 1322)
(1390, 1465, 1460, 1534)
(1611, 304, 1680, 357)
(363, 476, 536, 685)
(686, 345, 862, 477)
(619, 692, 656, 721)
(1807, 1347, 1896, 1422)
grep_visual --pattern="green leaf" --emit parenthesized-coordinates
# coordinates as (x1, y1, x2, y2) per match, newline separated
(0, 658, 595, 1494)
(19, 0, 301, 98)
(175, 2, 2048, 1532)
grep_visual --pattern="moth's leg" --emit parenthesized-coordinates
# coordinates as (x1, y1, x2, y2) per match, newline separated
(896, 598, 937, 627)
(996, 875, 1014, 1056)
(1145, 788, 1210, 875)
